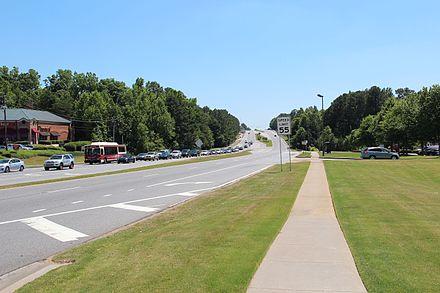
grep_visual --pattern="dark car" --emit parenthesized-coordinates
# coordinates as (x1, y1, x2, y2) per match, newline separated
(118, 155, 136, 163)
(361, 147, 399, 160)
(136, 153, 148, 161)
(181, 149, 191, 157)
(158, 150, 171, 160)
(189, 149, 200, 157)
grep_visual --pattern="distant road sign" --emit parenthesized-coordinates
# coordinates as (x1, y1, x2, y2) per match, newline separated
(195, 138, 203, 148)
(277, 117, 291, 135)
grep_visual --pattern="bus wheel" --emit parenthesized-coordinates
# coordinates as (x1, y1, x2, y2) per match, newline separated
(104, 158, 108, 164)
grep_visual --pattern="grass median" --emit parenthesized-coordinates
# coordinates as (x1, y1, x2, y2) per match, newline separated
(0, 151, 251, 190)
(18, 162, 309, 292)
(325, 159, 440, 292)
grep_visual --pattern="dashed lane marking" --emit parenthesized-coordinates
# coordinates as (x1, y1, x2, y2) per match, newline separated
(32, 209, 46, 213)
(72, 200, 84, 204)
(48, 186, 81, 193)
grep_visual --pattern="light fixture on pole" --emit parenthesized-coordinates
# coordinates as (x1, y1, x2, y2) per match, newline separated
(317, 94, 324, 157)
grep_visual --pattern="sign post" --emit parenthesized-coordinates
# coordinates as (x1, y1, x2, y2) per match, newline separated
(276, 116, 291, 172)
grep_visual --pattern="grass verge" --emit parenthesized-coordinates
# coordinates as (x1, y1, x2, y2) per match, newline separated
(320, 151, 361, 159)
(18, 162, 310, 292)
(325, 160, 440, 292)
(0, 151, 251, 190)
(296, 151, 311, 158)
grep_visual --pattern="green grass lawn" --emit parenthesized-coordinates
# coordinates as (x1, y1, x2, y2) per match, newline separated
(319, 151, 361, 159)
(18, 162, 310, 292)
(325, 160, 440, 292)
(296, 151, 311, 158)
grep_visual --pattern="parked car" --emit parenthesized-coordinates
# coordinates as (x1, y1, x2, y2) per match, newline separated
(0, 158, 25, 173)
(424, 145, 439, 156)
(158, 150, 171, 160)
(44, 154, 75, 170)
(361, 147, 399, 160)
(22, 144, 34, 150)
(136, 153, 149, 161)
(145, 152, 159, 161)
(171, 150, 182, 159)
(200, 150, 209, 156)
(118, 155, 136, 163)
(181, 149, 191, 157)
(189, 149, 200, 157)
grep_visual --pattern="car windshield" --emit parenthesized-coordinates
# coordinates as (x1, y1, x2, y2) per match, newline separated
(49, 155, 63, 160)
(147, 152, 155, 155)
(0, 159, 10, 164)
(138, 153, 147, 156)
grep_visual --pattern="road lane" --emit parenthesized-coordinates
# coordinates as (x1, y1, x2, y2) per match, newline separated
(0, 130, 295, 277)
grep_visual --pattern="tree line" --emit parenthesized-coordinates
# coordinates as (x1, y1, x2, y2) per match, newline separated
(270, 85, 440, 151)
(0, 66, 241, 152)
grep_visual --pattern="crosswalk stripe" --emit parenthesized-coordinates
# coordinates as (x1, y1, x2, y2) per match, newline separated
(21, 217, 88, 242)
(109, 203, 158, 213)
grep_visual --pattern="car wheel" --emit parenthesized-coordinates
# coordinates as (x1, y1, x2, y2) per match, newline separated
(19, 165, 24, 172)
(69, 162, 74, 169)
(369, 155, 376, 160)
(44, 167, 49, 171)
(58, 163, 63, 170)
(5, 166, 10, 173)
(391, 156, 397, 160)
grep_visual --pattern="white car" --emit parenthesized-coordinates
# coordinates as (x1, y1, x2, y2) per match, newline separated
(200, 150, 209, 156)
(171, 150, 182, 159)
(0, 158, 25, 173)
(44, 154, 75, 170)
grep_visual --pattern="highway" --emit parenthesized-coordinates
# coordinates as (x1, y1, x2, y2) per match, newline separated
(0, 130, 295, 277)
(0, 131, 252, 187)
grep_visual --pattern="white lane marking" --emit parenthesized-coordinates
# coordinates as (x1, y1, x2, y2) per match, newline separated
(143, 173, 158, 178)
(176, 192, 198, 197)
(64, 173, 77, 176)
(0, 164, 272, 227)
(21, 217, 88, 242)
(187, 167, 197, 170)
(25, 174, 42, 177)
(48, 186, 80, 193)
(165, 181, 211, 187)
(103, 194, 112, 197)
(72, 201, 84, 204)
(32, 209, 46, 213)
(109, 203, 158, 213)
(127, 189, 135, 192)
(145, 163, 248, 188)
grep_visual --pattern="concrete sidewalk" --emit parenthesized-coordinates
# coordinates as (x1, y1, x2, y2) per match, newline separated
(248, 153, 366, 292)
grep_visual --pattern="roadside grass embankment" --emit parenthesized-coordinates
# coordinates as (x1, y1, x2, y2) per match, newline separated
(325, 159, 440, 292)
(256, 133, 272, 147)
(18, 162, 310, 292)
(320, 151, 439, 160)
(0, 151, 251, 190)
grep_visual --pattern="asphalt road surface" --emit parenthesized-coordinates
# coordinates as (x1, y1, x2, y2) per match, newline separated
(0, 130, 295, 277)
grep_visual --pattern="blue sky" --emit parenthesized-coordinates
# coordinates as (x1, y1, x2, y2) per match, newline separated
(2, 1, 440, 128)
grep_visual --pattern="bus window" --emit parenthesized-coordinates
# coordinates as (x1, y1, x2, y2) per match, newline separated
(118, 146, 126, 153)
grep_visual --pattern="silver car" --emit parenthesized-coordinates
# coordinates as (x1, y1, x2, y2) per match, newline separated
(361, 147, 399, 160)
(0, 158, 25, 173)
(44, 154, 75, 170)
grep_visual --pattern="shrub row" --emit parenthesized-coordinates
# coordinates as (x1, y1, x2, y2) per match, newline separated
(64, 141, 91, 151)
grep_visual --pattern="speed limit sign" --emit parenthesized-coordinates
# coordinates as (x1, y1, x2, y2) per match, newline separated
(277, 117, 291, 135)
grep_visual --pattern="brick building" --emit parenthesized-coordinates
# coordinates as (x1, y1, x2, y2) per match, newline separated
(0, 108, 71, 144)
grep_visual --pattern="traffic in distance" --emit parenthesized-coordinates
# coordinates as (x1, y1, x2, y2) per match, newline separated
(0, 140, 253, 173)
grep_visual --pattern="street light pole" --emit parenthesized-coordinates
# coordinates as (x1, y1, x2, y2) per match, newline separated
(317, 94, 324, 157)
(1, 106, 7, 151)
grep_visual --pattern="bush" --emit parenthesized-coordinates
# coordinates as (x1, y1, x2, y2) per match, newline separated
(38, 140, 64, 145)
(64, 141, 91, 151)
(32, 144, 65, 151)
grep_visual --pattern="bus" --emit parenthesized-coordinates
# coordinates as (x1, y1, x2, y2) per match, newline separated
(84, 142, 127, 164)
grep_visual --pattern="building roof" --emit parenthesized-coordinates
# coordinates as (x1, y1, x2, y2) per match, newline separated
(0, 108, 70, 124)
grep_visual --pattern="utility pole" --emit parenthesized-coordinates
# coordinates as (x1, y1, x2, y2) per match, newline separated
(317, 94, 324, 157)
